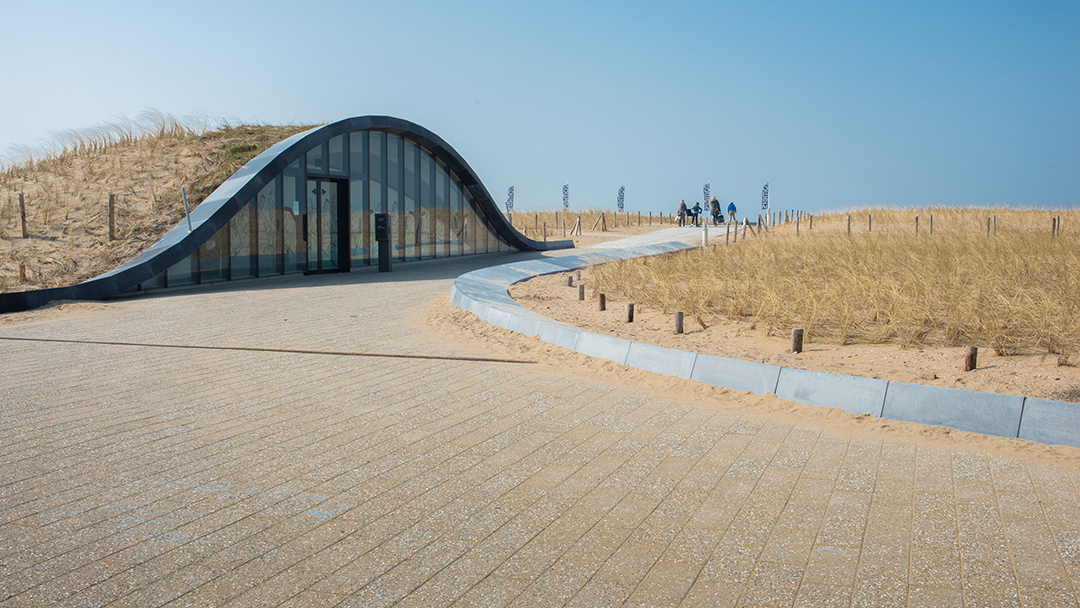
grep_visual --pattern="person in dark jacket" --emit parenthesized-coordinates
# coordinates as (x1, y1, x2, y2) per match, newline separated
(677, 200, 688, 226)
(691, 202, 703, 227)
(710, 197, 722, 225)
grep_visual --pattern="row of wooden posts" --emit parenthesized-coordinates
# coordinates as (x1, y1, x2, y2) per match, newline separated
(514, 210, 1068, 240)
(566, 274, 985, 368)
(9, 192, 121, 240)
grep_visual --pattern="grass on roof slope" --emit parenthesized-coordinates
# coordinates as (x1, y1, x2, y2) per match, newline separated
(0, 117, 315, 293)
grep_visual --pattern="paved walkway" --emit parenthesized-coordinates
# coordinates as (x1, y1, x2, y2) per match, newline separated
(2, 249, 1080, 607)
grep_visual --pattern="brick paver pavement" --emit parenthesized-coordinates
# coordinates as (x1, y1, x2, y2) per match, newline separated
(2, 252, 1080, 607)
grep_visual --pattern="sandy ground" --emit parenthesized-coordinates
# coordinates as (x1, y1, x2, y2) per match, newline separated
(502, 224, 1080, 405)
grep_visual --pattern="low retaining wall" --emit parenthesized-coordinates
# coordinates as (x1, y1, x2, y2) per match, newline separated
(450, 242, 1080, 448)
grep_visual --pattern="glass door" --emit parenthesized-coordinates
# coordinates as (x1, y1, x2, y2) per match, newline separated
(306, 179, 341, 273)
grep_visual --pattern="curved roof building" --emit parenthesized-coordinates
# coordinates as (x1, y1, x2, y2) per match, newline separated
(0, 116, 571, 313)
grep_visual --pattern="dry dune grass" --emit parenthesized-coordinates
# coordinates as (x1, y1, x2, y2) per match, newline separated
(589, 206, 1080, 361)
(0, 112, 314, 292)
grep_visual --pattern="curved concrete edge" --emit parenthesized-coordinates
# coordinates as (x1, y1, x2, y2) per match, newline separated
(775, 368, 887, 416)
(450, 242, 1080, 448)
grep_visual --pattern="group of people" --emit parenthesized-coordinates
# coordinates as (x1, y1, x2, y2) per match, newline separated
(677, 198, 736, 227)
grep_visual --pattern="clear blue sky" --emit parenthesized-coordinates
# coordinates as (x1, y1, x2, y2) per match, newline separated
(2, 0, 1077, 213)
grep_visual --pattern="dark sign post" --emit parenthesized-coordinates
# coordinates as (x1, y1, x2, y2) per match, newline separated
(375, 213, 392, 272)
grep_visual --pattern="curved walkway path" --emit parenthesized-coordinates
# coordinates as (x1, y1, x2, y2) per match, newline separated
(2, 245, 1079, 607)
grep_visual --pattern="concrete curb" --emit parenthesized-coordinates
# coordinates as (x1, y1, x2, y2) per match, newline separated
(450, 241, 1080, 448)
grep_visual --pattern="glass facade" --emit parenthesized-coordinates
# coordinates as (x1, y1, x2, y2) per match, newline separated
(147, 129, 516, 290)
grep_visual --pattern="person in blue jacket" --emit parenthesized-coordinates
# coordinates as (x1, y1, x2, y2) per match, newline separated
(727, 201, 737, 223)
(690, 202, 702, 227)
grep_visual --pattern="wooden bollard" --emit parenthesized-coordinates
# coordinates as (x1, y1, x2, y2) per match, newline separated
(868, 213, 872, 232)
(598, 293, 606, 311)
(109, 194, 117, 240)
(847, 215, 851, 235)
(930, 215, 934, 235)
(674, 312, 684, 335)
(964, 346, 978, 371)
(19, 192, 28, 238)
(915, 216, 919, 234)
(791, 328, 804, 354)
(625, 303, 635, 323)
(578, 284, 585, 301)
(543, 222, 547, 241)
(809, 215, 813, 230)
(566, 275, 574, 287)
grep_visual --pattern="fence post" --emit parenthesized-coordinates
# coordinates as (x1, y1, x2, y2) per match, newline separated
(598, 293, 606, 311)
(578, 284, 585, 301)
(791, 328, 804, 353)
(847, 215, 851, 235)
(930, 215, 934, 235)
(674, 312, 684, 335)
(625, 303, 635, 323)
(964, 346, 978, 371)
(109, 194, 117, 240)
(19, 192, 28, 238)
(868, 214, 872, 232)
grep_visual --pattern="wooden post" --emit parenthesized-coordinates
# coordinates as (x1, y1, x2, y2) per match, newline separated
(987, 217, 991, 237)
(809, 215, 813, 230)
(555, 211, 559, 230)
(578, 284, 585, 301)
(543, 222, 547, 241)
(930, 215, 934, 235)
(791, 328, 804, 354)
(915, 216, 919, 234)
(796, 214, 800, 236)
(649, 211, 652, 225)
(19, 263, 26, 281)
(993, 215, 997, 235)
(733, 221, 737, 243)
(109, 194, 118, 240)
(1053, 217, 1058, 236)
(625, 303, 635, 323)
(19, 192, 28, 238)
(847, 215, 851, 235)
(964, 346, 978, 371)
(638, 212, 641, 226)
(601, 212, 607, 232)
(566, 275, 574, 287)
(674, 311, 684, 335)
(534, 213, 538, 235)
(868, 213, 872, 232)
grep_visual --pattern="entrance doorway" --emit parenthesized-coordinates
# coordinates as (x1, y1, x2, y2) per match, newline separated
(306, 179, 345, 273)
